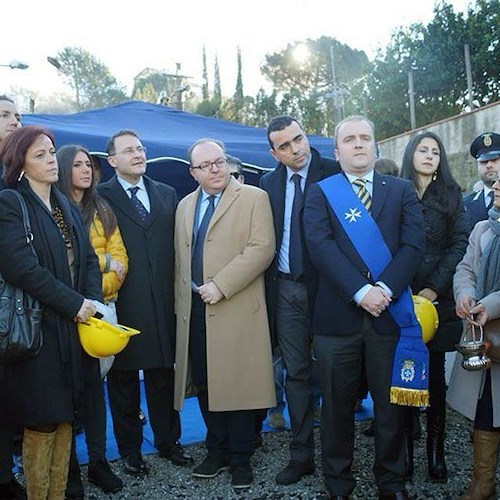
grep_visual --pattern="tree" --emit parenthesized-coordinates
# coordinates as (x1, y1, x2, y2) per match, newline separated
(362, 0, 500, 139)
(55, 47, 127, 110)
(201, 46, 209, 101)
(213, 53, 222, 108)
(261, 36, 369, 134)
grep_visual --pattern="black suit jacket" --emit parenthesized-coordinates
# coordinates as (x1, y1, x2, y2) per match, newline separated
(463, 189, 489, 231)
(98, 175, 178, 370)
(259, 148, 340, 339)
(303, 172, 425, 336)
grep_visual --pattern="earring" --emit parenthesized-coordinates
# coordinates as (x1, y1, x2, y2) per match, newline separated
(17, 170, 25, 181)
(432, 171, 437, 181)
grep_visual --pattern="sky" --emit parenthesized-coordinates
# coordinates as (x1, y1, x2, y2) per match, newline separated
(2, 0, 472, 110)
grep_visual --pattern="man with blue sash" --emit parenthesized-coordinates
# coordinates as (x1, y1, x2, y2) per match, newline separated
(303, 116, 426, 500)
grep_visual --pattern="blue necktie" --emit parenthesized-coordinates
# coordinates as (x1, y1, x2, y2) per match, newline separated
(192, 195, 216, 286)
(289, 174, 304, 281)
(128, 186, 149, 222)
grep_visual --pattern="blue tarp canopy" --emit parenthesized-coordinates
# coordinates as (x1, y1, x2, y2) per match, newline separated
(23, 100, 335, 197)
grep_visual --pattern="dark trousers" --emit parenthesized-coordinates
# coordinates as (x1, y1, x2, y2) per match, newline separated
(69, 363, 107, 468)
(190, 293, 256, 465)
(0, 426, 15, 484)
(275, 278, 314, 463)
(314, 315, 406, 496)
(428, 351, 446, 420)
(107, 366, 180, 458)
(475, 370, 499, 431)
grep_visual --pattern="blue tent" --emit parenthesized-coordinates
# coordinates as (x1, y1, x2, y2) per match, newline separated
(23, 100, 335, 197)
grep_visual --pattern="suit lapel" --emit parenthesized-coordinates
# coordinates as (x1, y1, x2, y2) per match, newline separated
(183, 188, 199, 246)
(371, 172, 389, 221)
(207, 179, 240, 234)
(143, 177, 160, 228)
(101, 177, 140, 225)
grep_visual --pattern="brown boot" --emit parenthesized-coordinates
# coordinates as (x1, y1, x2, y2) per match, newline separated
(23, 428, 56, 499)
(47, 422, 72, 500)
(460, 429, 500, 500)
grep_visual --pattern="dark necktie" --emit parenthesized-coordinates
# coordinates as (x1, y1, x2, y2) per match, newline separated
(192, 195, 216, 286)
(289, 173, 304, 281)
(128, 186, 149, 222)
(353, 178, 372, 212)
(487, 190, 494, 210)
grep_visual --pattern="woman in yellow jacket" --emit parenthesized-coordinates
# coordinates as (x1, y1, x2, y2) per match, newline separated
(56, 145, 128, 498)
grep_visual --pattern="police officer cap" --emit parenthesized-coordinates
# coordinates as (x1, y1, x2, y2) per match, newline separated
(470, 132, 500, 162)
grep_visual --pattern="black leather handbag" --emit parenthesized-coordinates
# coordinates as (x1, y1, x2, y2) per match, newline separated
(0, 190, 43, 363)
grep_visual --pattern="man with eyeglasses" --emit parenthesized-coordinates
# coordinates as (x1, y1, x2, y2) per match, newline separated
(98, 130, 192, 477)
(0, 95, 26, 500)
(260, 115, 340, 485)
(173, 138, 276, 490)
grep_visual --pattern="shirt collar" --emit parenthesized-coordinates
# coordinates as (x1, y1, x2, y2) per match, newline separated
(200, 189, 221, 203)
(285, 154, 311, 182)
(116, 175, 146, 193)
(345, 170, 374, 185)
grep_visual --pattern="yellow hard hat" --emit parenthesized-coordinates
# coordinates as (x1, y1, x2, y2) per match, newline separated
(78, 317, 140, 358)
(412, 295, 439, 343)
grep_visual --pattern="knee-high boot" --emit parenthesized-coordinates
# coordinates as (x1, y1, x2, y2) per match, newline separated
(23, 428, 56, 499)
(426, 404, 447, 482)
(47, 423, 72, 500)
(460, 429, 500, 500)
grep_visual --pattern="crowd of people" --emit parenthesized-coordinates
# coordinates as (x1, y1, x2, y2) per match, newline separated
(0, 92, 499, 500)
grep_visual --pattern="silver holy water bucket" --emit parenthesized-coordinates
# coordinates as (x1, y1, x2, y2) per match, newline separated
(456, 323, 491, 371)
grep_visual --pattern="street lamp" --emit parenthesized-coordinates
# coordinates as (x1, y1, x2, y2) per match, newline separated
(0, 60, 29, 70)
(47, 56, 62, 70)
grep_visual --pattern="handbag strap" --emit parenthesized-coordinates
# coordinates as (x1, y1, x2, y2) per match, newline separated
(6, 190, 36, 258)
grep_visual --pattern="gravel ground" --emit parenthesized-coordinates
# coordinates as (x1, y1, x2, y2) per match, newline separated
(71, 408, 495, 499)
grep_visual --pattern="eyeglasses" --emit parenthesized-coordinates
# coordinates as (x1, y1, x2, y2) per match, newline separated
(230, 172, 242, 179)
(109, 146, 147, 156)
(192, 157, 227, 171)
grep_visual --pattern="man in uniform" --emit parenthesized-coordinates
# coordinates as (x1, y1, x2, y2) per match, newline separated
(464, 132, 500, 229)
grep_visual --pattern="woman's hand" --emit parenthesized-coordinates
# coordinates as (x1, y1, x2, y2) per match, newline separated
(418, 288, 438, 303)
(75, 298, 97, 323)
(109, 259, 125, 281)
(456, 296, 476, 319)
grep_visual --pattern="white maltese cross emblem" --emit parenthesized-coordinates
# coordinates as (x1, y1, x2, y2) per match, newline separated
(344, 208, 362, 223)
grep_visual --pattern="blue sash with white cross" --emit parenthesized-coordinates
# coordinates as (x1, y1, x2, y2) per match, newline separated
(318, 173, 429, 407)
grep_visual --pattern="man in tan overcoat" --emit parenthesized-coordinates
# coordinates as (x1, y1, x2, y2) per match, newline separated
(173, 138, 276, 490)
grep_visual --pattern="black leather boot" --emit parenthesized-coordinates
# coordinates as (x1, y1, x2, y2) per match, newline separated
(426, 408, 447, 482)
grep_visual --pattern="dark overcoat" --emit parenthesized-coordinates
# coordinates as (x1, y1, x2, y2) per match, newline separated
(0, 181, 101, 426)
(412, 186, 469, 351)
(259, 148, 339, 340)
(98, 176, 177, 370)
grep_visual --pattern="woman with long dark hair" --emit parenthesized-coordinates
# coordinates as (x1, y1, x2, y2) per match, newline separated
(56, 145, 127, 497)
(0, 126, 101, 499)
(400, 131, 469, 482)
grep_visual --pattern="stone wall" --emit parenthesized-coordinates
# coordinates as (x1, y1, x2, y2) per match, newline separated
(377, 101, 500, 192)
